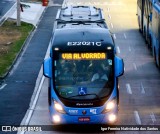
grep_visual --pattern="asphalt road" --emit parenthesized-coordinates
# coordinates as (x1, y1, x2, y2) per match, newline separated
(21, 0, 160, 134)
(0, 0, 64, 133)
(0, 0, 160, 134)
(0, 0, 15, 19)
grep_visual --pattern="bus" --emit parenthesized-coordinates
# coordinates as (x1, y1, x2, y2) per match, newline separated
(137, 0, 160, 68)
(43, 6, 124, 125)
(151, 1, 160, 67)
(137, 0, 154, 47)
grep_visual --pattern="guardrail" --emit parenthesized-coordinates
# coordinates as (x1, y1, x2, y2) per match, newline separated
(0, 3, 16, 26)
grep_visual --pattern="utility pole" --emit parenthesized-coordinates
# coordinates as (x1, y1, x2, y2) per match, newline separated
(17, 0, 21, 26)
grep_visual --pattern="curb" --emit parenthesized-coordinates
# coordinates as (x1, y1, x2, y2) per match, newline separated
(0, 7, 47, 80)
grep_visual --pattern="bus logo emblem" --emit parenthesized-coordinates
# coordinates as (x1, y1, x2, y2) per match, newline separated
(90, 109, 97, 114)
(82, 110, 87, 115)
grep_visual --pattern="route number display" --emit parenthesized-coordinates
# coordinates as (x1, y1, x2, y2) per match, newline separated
(61, 53, 106, 60)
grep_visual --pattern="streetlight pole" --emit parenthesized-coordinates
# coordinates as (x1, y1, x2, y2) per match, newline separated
(17, 0, 21, 26)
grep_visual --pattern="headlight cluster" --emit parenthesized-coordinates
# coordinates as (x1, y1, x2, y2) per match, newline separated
(102, 99, 117, 123)
(102, 99, 116, 113)
(54, 101, 66, 114)
(106, 100, 115, 111)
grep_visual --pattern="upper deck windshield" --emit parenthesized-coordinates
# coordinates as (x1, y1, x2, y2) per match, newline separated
(54, 52, 114, 100)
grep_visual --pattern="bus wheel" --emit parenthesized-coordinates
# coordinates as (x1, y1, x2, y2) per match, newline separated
(147, 35, 152, 49)
(143, 28, 147, 43)
(158, 53, 160, 69)
(139, 28, 142, 33)
(48, 87, 51, 106)
(154, 48, 158, 68)
(143, 28, 148, 44)
(138, 17, 142, 33)
(143, 27, 145, 37)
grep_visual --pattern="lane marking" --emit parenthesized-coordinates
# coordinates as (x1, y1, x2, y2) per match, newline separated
(93, 2, 100, 5)
(116, 46, 120, 54)
(107, 7, 110, 12)
(150, 112, 156, 123)
(129, 46, 131, 51)
(113, 34, 116, 39)
(134, 111, 141, 125)
(24, 76, 45, 125)
(124, 33, 127, 39)
(108, 14, 111, 19)
(88, 2, 92, 5)
(140, 82, 145, 94)
(0, 84, 7, 91)
(63, 0, 68, 7)
(110, 22, 113, 28)
(126, 83, 132, 94)
(133, 63, 137, 71)
(103, 2, 124, 6)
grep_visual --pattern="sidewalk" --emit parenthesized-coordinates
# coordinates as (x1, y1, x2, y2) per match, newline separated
(10, 2, 45, 26)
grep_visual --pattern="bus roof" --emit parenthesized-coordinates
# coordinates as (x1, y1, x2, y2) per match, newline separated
(56, 6, 105, 22)
(52, 28, 114, 52)
(55, 6, 107, 29)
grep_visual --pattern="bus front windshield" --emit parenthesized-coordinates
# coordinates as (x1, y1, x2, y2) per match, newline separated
(54, 52, 114, 100)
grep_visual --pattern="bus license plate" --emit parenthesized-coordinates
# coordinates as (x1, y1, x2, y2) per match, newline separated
(78, 117, 90, 122)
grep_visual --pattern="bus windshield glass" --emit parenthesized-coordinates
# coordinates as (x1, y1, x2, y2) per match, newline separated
(54, 52, 114, 100)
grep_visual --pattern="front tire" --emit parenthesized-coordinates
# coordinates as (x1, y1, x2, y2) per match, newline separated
(143, 27, 148, 44)
(147, 35, 152, 49)
(138, 16, 142, 33)
(158, 53, 160, 69)
(48, 86, 51, 106)
(154, 48, 158, 68)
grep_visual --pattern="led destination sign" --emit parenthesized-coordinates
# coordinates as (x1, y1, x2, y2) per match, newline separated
(61, 53, 106, 60)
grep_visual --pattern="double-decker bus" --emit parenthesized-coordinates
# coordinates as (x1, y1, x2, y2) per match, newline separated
(43, 6, 124, 125)
(151, 1, 160, 67)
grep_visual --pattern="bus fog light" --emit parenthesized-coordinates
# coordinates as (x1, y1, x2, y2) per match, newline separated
(108, 114, 116, 122)
(53, 115, 61, 123)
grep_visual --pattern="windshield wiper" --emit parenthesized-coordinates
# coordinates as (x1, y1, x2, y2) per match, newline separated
(68, 93, 101, 101)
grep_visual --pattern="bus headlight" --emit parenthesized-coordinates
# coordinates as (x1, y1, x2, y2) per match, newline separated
(106, 101, 115, 110)
(102, 100, 116, 113)
(54, 101, 66, 114)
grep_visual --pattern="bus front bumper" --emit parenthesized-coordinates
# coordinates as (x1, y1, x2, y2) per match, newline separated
(49, 109, 118, 125)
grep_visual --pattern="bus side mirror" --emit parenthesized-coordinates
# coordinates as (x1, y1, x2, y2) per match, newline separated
(115, 56, 124, 77)
(43, 58, 52, 78)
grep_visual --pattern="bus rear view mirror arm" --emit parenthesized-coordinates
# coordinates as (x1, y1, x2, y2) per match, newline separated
(43, 58, 52, 78)
(115, 56, 124, 77)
